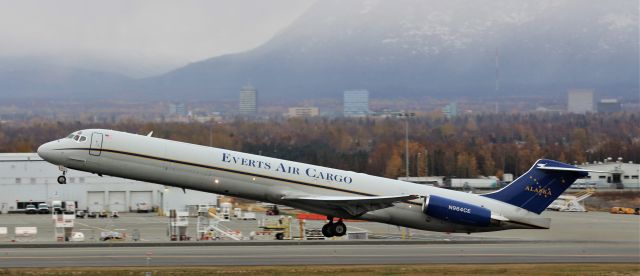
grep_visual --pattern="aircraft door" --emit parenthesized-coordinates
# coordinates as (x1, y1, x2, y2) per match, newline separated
(89, 132, 104, 156)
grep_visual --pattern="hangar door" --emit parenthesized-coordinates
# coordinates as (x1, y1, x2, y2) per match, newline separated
(108, 191, 126, 212)
(129, 191, 153, 211)
(87, 191, 105, 213)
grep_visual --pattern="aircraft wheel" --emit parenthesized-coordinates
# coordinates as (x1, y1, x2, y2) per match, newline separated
(57, 175, 66, 184)
(332, 221, 347, 237)
(321, 223, 334, 237)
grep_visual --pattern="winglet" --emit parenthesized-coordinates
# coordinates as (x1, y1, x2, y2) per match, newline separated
(147, 131, 154, 137)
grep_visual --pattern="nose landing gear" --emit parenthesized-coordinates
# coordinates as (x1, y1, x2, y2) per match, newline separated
(321, 216, 347, 238)
(57, 166, 67, 184)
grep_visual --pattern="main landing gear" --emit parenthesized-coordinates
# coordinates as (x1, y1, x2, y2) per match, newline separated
(321, 216, 347, 238)
(57, 166, 67, 184)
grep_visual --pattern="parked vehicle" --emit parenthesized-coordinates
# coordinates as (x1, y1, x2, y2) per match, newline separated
(37, 203, 50, 214)
(610, 207, 639, 215)
(75, 210, 86, 218)
(25, 204, 37, 214)
(87, 212, 97, 218)
(135, 202, 150, 213)
(240, 212, 257, 220)
(51, 200, 63, 214)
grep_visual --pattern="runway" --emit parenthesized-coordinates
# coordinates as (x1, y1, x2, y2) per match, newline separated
(0, 212, 637, 267)
(0, 241, 636, 267)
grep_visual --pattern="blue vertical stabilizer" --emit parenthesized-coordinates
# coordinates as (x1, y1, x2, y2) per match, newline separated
(482, 159, 589, 214)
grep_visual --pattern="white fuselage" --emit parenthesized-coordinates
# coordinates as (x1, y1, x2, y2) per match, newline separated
(38, 129, 547, 233)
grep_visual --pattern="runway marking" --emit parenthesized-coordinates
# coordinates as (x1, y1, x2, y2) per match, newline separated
(0, 245, 545, 254)
(74, 222, 111, 232)
(2, 243, 637, 254)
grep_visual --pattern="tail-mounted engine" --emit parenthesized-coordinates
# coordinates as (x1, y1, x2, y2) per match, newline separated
(422, 194, 492, 227)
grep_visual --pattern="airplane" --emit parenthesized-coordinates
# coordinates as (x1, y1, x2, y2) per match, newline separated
(37, 129, 594, 237)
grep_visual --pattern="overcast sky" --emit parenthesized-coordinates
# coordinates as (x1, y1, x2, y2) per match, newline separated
(0, 0, 315, 77)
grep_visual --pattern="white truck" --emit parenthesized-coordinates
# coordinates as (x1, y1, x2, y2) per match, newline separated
(38, 203, 50, 214)
(25, 204, 37, 214)
(51, 200, 63, 214)
(135, 202, 150, 213)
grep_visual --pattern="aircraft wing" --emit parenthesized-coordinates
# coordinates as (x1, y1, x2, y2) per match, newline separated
(282, 194, 419, 217)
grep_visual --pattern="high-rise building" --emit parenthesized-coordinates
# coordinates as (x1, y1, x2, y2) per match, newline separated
(239, 85, 257, 115)
(169, 102, 187, 117)
(567, 89, 594, 114)
(442, 102, 457, 119)
(343, 90, 370, 117)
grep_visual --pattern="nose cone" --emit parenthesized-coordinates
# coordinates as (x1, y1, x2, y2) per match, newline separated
(37, 142, 57, 163)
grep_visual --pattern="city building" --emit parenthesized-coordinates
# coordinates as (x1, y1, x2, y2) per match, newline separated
(573, 158, 640, 189)
(343, 90, 370, 117)
(567, 89, 594, 114)
(169, 102, 187, 117)
(285, 107, 319, 118)
(597, 99, 622, 113)
(0, 153, 217, 214)
(239, 85, 258, 115)
(442, 102, 458, 118)
(370, 109, 408, 118)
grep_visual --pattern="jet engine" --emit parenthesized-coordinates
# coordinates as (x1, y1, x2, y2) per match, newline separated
(422, 194, 491, 227)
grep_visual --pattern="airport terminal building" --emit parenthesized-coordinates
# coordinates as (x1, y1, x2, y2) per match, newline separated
(0, 153, 217, 214)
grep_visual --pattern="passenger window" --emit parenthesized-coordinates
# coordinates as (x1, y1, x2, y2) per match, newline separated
(80, 136, 87, 142)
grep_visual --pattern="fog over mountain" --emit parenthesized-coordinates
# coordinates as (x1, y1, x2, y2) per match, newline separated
(1, 0, 638, 100)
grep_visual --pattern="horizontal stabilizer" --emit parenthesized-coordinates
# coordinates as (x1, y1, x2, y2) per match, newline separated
(536, 165, 606, 174)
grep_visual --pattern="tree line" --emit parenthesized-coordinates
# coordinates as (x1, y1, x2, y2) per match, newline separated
(1, 112, 638, 179)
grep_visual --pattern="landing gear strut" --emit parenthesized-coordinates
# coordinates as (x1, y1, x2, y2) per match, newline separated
(57, 166, 67, 184)
(321, 216, 347, 238)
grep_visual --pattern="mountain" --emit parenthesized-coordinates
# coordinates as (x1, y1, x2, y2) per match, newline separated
(140, 0, 638, 101)
(1, 0, 637, 101)
(0, 58, 133, 100)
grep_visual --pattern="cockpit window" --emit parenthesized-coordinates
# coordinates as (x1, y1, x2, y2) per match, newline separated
(65, 133, 87, 142)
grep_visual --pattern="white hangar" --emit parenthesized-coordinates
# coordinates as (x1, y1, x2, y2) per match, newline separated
(0, 153, 217, 214)
(573, 158, 640, 189)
